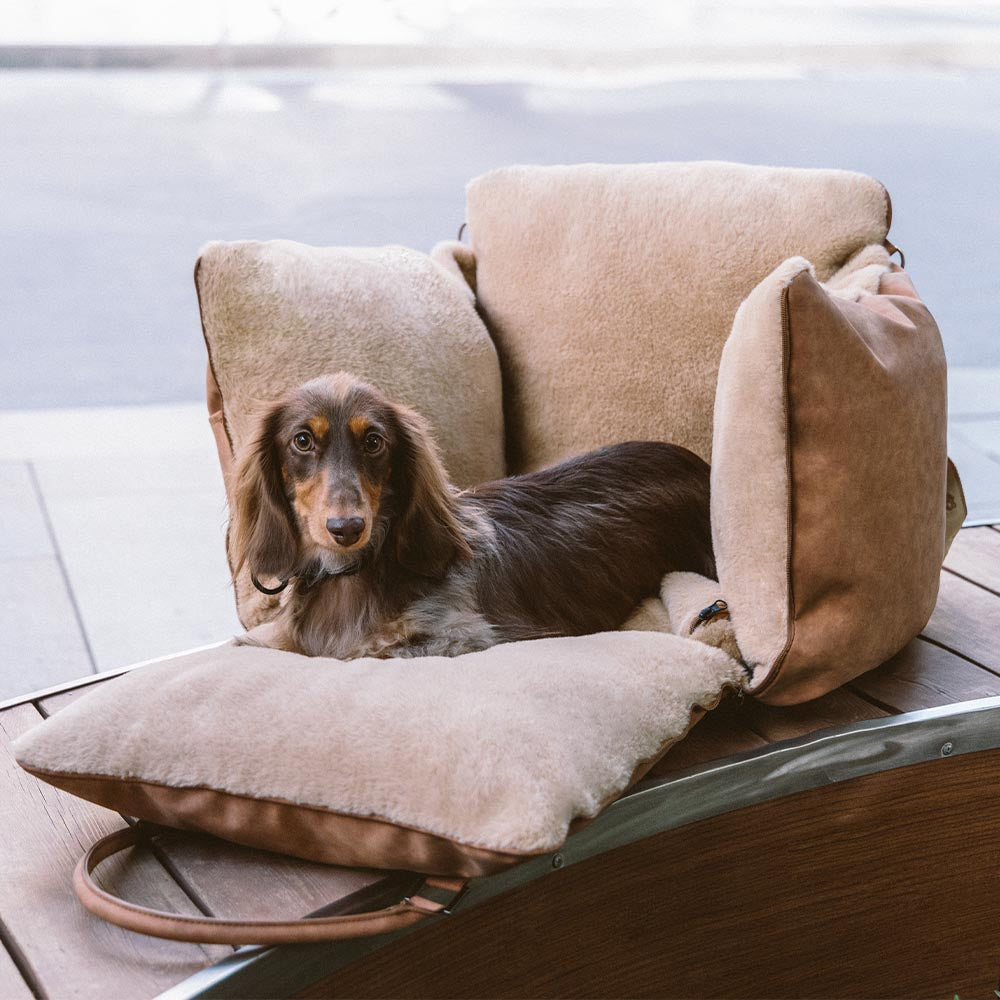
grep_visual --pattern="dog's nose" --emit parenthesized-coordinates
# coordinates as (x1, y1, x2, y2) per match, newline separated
(326, 516, 366, 547)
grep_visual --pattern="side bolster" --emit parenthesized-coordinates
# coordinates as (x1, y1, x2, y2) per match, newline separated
(759, 264, 946, 704)
(712, 257, 813, 691)
(430, 240, 477, 299)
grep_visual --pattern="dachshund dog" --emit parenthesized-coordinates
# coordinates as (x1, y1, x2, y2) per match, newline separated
(232, 372, 715, 659)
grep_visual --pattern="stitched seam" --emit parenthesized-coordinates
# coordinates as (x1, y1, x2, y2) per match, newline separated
(748, 278, 798, 699)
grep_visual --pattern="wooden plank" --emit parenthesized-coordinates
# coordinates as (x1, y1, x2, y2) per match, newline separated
(945, 525, 1000, 594)
(850, 637, 1000, 713)
(645, 696, 767, 779)
(38, 681, 114, 716)
(922, 571, 1000, 673)
(149, 830, 387, 924)
(0, 704, 223, 1000)
(0, 938, 34, 1000)
(303, 750, 1000, 999)
(742, 685, 887, 743)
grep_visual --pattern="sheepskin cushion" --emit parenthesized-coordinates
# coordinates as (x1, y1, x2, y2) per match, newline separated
(196, 239, 506, 629)
(712, 247, 949, 705)
(461, 161, 890, 472)
(15, 634, 743, 878)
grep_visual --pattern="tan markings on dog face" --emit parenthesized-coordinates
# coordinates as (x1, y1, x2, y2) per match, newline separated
(360, 474, 382, 518)
(307, 416, 330, 438)
(348, 416, 368, 438)
(291, 472, 330, 547)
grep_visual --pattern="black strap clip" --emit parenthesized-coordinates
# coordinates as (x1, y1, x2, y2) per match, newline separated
(693, 599, 729, 631)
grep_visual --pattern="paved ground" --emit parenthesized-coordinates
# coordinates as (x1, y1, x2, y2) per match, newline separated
(2, 64, 1000, 698)
(2, 67, 1000, 409)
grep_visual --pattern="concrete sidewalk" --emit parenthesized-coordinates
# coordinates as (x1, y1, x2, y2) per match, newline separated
(1, 369, 998, 701)
(0, 403, 240, 699)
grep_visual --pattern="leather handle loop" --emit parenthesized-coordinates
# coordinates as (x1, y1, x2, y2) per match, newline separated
(74, 825, 467, 945)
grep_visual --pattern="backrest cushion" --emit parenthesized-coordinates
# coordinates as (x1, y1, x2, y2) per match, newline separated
(15, 633, 743, 877)
(465, 161, 890, 472)
(712, 246, 948, 704)
(196, 240, 506, 628)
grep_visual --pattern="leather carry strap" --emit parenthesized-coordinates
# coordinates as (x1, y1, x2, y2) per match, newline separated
(75, 825, 468, 945)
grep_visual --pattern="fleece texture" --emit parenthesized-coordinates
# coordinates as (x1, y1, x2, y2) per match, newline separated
(464, 161, 890, 472)
(196, 239, 506, 627)
(659, 571, 743, 664)
(711, 245, 892, 680)
(15, 633, 743, 865)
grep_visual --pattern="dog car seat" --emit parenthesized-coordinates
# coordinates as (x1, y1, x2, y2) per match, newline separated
(14, 161, 964, 952)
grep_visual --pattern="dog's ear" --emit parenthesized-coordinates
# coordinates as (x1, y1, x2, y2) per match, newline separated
(230, 403, 299, 584)
(391, 404, 472, 578)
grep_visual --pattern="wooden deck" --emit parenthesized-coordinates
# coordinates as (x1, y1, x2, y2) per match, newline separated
(2, 525, 999, 999)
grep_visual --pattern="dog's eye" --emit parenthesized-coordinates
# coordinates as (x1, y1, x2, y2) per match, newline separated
(364, 432, 385, 455)
(292, 431, 314, 453)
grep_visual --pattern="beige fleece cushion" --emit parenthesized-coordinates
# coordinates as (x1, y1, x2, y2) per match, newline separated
(15, 633, 743, 877)
(712, 246, 949, 704)
(195, 239, 506, 628)
(463, 161, 890, 472)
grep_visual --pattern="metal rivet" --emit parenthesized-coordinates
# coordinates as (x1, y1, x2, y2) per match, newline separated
(941, 741, 954, 757)
(551, 853, 564, 869)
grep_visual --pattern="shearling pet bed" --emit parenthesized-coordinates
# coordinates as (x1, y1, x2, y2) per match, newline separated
(15, 632, 744, 878)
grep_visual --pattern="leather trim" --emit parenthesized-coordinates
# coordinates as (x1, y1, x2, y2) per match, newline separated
(24, 766, 532, 878)
(194, 256, 234, 455)
(195, 254, 247, 623)
(880, 179, 893, 234)
(23, 693, 728, 879)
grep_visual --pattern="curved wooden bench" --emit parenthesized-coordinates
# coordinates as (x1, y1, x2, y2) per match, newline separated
(2, 526, 999, 999)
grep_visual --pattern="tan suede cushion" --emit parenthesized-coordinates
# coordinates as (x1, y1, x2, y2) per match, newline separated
(464, 161, 890, 472)
(195, 239, 506, 628)
(14, 633, 743, 878)
(712, 249, 948, 705)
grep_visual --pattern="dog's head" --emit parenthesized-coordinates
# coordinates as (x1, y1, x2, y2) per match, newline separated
(230, 373, 470, 587)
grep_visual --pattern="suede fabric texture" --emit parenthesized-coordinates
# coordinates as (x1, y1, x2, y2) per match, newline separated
(712, 247, 949, 705)
(15, 634, 744, 875)
(465, 161, 890, 472)
(195, 239, 506, 628)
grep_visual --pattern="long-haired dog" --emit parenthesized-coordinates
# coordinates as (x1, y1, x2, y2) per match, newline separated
(232, 373, 715, 659)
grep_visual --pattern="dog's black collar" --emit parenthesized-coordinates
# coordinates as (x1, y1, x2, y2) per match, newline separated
(251, 560, 362, 596)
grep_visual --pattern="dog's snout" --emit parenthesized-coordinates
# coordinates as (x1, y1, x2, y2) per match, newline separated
(326, 516, 366, 547)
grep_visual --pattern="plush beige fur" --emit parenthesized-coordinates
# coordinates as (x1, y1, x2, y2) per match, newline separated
(15, 633, 743, 857)
(711, 245, 893, 691)
(622, 597, 673, 633)
(623, 573, 742, 665)
(196, 239, 507, 628)
(198, 240, 504, 486)
(464, 161, 890, 472)
(659, 571, 743, 664)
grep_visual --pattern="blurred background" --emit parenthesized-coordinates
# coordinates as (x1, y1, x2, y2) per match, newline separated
(2, 0, 999, 697)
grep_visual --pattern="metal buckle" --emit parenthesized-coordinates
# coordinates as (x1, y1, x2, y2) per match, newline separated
(405, 880, 470, 916)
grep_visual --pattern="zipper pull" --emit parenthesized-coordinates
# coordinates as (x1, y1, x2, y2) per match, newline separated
(693, 599, 729, 630)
